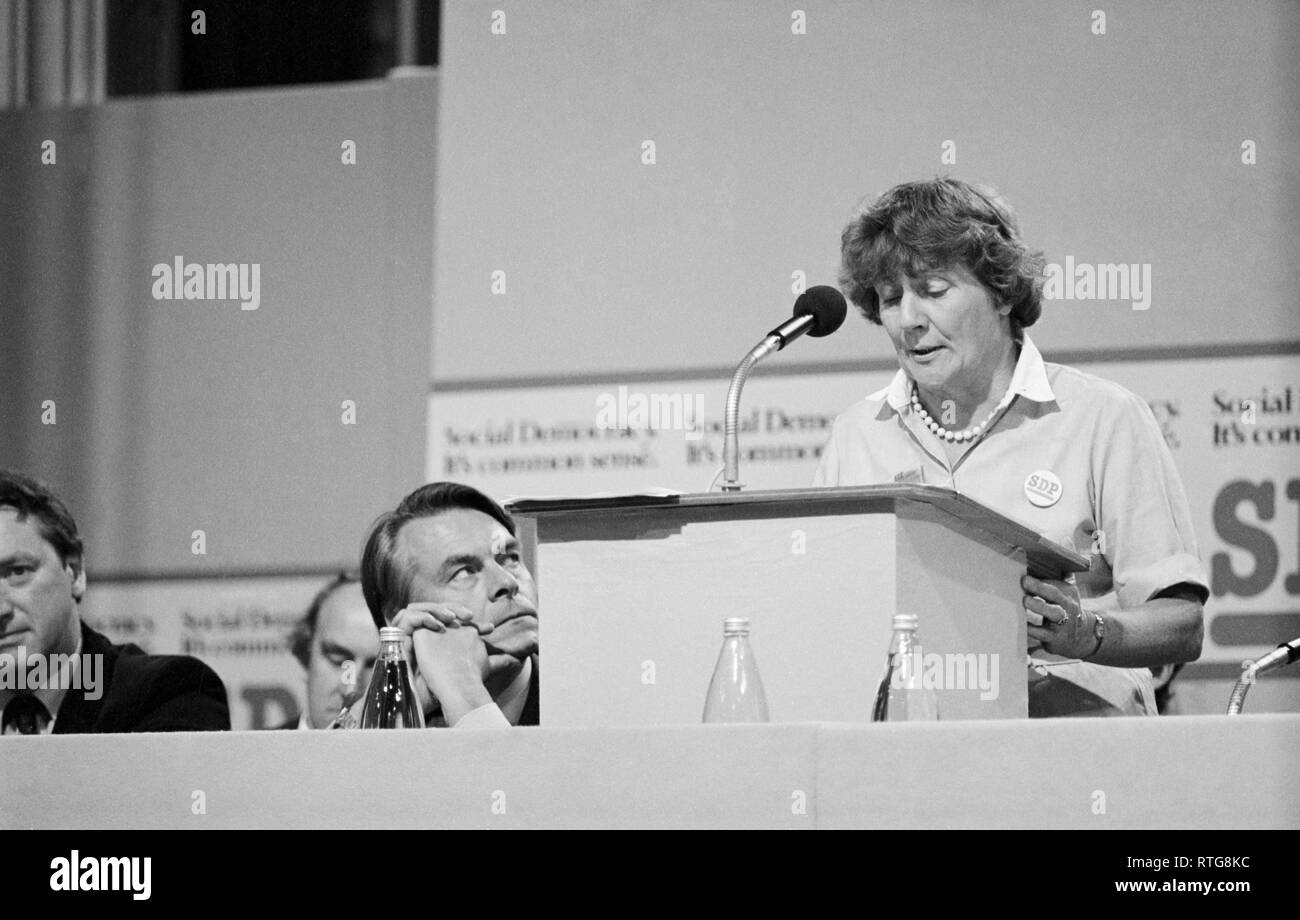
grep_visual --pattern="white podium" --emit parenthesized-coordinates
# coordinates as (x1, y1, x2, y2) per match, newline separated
(508, 485, 1088, 724)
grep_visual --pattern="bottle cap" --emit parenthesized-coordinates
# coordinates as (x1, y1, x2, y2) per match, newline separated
(891, 613, 919, 631)
(722, 617, 751, 635)
(378, 626, 405, 642)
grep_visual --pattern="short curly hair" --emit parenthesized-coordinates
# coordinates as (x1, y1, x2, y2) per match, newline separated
(839, 177, 1046, 336)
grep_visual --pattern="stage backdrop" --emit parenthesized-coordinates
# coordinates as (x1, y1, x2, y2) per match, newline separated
(428, 0, 1300, 715)
(432, 0, 1299, 385)
(4, 3, 1298, 727)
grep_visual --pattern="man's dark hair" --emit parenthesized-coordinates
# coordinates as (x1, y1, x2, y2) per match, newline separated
(0, 469, 84, 569)
(288, 571, 361, 668)
(360, 482, 516, 630)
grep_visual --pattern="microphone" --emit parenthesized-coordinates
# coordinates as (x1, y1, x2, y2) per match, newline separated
(1226, 635, 1300, 714)
(721, 286, 847, 492)
(1249, 637, 1300, 676)
(765, 285, 849, 349)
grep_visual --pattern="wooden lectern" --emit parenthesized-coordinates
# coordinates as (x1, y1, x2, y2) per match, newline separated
(507, 485, 1088, 725)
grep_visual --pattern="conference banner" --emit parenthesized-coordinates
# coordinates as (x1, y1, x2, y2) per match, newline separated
(73, 354, 1299, 728)
(79, 576, 325, 732)
(428, 354, 1300, 685)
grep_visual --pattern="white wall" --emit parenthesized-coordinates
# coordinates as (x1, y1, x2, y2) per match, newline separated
(433, 0, 1299, 384)
(0, 76, 439, 576)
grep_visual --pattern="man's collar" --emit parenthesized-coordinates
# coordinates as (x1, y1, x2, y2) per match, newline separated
(874, 333, 1055, 415)
(41, 629, 81, 721)
(0, 628, 82, 723)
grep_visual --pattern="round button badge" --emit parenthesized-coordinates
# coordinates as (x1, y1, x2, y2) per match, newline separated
(1024, 469, 1063, 508)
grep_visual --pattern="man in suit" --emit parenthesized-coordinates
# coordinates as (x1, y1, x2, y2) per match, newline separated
(349, 481, 538, 729)
(276, 573, 379, 729)
(0, 469, 229, 734)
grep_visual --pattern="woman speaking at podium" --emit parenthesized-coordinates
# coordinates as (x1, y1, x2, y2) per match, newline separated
(813, 177, 1207, 717)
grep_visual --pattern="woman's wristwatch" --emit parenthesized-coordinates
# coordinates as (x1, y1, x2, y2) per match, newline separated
(1084, 611, 1107, 660)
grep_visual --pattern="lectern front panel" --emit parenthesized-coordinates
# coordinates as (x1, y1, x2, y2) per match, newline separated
(535, 511, 897, 725)
(512, 488, 1051, 725)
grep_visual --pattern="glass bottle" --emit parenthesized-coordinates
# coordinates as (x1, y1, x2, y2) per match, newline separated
(360, 627, 426, 729)
(872, 613, 939, 722)
(702, 617, 770, 723)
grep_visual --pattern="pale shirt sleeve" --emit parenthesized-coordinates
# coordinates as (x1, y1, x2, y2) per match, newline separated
(451, 703, 512, 730)
(1093, 390, 1208, 609)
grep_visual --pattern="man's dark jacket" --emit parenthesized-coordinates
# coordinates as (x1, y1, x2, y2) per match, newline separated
(52, 622, 230, 733)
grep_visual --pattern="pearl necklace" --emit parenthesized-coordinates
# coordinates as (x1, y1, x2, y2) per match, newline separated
(910, 383, 1015, 443)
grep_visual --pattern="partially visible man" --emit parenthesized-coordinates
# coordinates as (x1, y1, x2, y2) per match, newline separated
(0, 470, 230, 734)
(349, 481, 539, 729)
(279, 573, 378, 729)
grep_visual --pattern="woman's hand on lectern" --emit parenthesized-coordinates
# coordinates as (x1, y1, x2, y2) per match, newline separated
(1022, 574, 1094, 659)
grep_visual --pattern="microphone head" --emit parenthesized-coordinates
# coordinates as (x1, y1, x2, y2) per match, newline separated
(794, 285, 847, 337)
